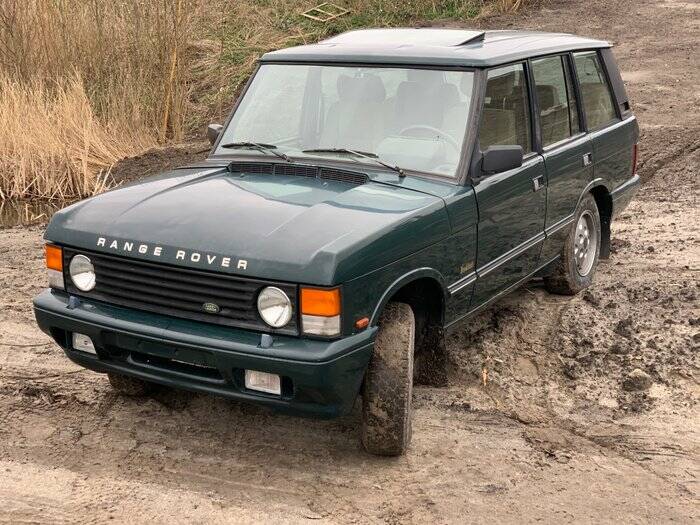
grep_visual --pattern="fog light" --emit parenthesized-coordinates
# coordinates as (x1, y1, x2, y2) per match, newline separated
(244, 370, 281, 395)
(72, 332, 96, 354)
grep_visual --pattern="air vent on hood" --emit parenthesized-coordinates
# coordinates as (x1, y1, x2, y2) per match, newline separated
(274, 164, 318, 178)
(227, 162, 274, 174)
(318, 168, 368, 185)
(227, 161, 367, 185)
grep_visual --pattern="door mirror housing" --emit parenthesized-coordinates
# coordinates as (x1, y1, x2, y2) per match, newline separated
(207, 123, 223, 146)
(481, 145, 524, 174)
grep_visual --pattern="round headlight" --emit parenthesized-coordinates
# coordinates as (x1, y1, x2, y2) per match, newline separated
(257, 286, 292, 328)
(69, 254, 96, 292)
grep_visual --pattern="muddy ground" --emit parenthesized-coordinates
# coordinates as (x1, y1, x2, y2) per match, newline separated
(1, 0, 698, 522)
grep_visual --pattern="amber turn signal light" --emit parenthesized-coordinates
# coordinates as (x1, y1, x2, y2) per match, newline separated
(300, 287, 341, 317)
(354, 317, 369, 330)
(45, 244, 63, 271)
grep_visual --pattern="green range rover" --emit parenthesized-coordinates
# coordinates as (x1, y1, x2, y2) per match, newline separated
(34, 29, 639, 455)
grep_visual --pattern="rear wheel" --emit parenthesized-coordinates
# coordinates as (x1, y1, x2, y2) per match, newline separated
(107, 373, 153, 396)
(361, 302, 415, 456)
(545, 194, 601, 295)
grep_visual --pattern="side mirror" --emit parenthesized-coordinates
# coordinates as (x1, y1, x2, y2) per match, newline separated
(207, 123, 223, 146)
(481, 145, 523, 174)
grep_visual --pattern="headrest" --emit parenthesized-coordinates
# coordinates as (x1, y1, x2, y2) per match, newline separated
(406, 69, 442, 86)
(396, 80, 422, 102)
(337, 74, 386, 103)
(359, 74, 386, 103)
(486, 73, 514, 98)
(536, 85, 558, 109)
(440, 83, 460, 108)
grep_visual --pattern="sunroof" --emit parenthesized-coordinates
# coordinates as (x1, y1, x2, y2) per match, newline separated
(323, 29, 485, 47)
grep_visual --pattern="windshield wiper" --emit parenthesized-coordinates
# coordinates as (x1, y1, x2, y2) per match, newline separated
(302, 148, 405, 177)
(220, 141, 291, 162)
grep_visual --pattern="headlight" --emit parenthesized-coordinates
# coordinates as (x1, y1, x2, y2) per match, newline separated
(69, 254, 96, 292)
(257, 286, 292, 328)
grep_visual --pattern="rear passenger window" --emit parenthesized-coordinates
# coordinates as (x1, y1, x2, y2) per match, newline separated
(532, 55, 580, 147)
(478, 64, 532, 153)
(573, 51, 618, 129)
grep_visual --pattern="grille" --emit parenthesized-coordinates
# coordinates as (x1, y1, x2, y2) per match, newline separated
(227, 161, 367, 185)
(62, 248, 298, 335)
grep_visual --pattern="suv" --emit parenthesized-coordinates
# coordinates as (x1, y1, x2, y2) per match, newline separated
(34, 29, 639, 455)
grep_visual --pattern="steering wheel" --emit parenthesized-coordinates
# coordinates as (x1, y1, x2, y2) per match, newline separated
(398, 125, 460, 150)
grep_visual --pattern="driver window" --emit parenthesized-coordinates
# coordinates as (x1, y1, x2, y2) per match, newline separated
(478, 64, 532, 153)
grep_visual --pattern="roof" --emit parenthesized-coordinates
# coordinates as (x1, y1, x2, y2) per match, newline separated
(260, 29, 610, 67)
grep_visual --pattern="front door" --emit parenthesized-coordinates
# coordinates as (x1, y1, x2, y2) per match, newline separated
(471, 63, 547, 308)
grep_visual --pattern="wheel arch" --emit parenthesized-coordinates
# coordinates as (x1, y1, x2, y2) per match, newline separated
(576, 179, 612, 260)
(369, 268, 448, 329)
(587, 182, 613, 259)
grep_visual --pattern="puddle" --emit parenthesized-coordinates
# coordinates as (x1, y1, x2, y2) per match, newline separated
(0, 200, 73, 229)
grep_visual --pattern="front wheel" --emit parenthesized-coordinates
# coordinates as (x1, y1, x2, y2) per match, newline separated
(361, 302, 415, 456)
(544, 194, 601, 295)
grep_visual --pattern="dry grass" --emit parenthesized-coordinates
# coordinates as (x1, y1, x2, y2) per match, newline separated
(491, 0, 527, 12)
(0, 0, 526, 200)
(0, 76, 155, 199)
(0, 0, 211, 199)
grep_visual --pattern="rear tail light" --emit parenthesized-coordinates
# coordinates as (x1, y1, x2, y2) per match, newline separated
(300, 287, 341, 336)
(45, 244, 64, 290)
(632, 143, 638, 176)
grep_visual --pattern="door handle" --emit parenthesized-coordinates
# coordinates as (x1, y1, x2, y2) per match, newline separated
(532, 175, 545, 192)
(583, 152, 593, 166)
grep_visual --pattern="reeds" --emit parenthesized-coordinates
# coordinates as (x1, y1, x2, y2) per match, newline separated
(0, 0, 206, 199)
(0, 0, 526, 200)
(0, 75, 155, 199)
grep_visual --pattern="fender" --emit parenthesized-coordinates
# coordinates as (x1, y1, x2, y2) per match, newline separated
(578, 178, 611, 209)
(369, 267, 448, 326)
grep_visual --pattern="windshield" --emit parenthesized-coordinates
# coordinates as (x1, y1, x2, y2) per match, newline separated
(215, 64, 475, 178)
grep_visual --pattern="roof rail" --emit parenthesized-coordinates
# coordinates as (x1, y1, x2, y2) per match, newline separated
(457, 31, 486, 46)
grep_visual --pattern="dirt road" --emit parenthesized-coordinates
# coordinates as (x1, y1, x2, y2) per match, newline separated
(1, 0, 698, 522)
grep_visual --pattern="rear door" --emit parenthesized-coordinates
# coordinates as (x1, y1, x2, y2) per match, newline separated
(573, 50, 636, 192)
(471, 63, 547, 308)
(531, 54, 594, 263)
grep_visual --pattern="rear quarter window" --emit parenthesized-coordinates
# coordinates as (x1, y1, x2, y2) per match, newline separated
(573, 51, 618, 130)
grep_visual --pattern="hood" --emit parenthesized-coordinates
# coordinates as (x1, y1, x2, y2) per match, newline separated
(46, 167, 450, 284)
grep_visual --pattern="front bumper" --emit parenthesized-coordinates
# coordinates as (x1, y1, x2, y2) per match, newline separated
(33, 290, 376, 418)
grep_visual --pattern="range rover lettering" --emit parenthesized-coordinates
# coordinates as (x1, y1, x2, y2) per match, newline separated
(34, 29, 639, 455)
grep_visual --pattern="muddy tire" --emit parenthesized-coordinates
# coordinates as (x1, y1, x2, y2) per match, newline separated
(545, 194, 601, 295)
(107, 373, 152, 396)
(361, 302, 415, 456)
